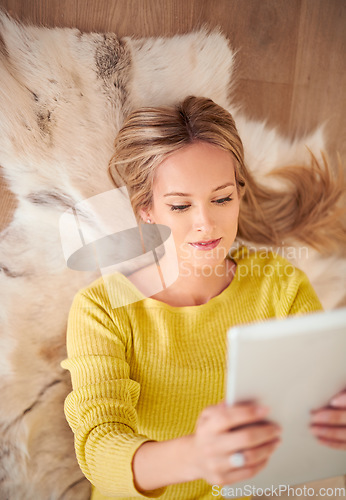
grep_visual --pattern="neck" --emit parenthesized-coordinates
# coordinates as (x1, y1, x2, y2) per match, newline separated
(155, 256, 236, 306)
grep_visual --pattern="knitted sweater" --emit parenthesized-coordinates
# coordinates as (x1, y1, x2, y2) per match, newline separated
(61, 246, 323, 500)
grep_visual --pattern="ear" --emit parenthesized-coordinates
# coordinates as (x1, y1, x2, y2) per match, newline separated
(139, 208, 153, 224)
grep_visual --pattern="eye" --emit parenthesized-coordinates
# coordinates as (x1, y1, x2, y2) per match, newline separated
(213, 196, 233, 205)
(169, 204, 190, 212)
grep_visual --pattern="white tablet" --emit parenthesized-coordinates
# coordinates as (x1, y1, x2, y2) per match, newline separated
(225, 308, 346, 499)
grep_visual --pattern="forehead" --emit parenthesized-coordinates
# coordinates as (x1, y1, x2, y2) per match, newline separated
(153, 142, 236, 192)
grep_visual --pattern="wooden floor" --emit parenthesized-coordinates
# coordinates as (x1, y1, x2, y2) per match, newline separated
(0, 0, 345, 495)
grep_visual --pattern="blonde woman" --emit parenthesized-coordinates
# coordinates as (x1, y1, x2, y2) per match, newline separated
(62, 96, 346, 500)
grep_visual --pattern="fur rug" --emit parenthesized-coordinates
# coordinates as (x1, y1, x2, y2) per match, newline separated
(0, 11, 345, 500)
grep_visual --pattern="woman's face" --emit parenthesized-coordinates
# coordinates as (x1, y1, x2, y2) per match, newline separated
(141, 141, 240, 275)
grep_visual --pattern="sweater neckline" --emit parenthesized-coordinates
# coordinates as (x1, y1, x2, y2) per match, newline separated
(140, 245, 249, 313)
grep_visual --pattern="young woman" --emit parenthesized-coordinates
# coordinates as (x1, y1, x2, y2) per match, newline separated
(62, 96, 346, 500)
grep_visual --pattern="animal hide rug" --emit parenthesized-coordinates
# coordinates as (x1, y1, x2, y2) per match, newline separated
(0, 11, 345, 500)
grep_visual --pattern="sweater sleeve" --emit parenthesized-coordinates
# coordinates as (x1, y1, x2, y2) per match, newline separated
(287, 268, 324, 316)
(61, 288, 167, 498)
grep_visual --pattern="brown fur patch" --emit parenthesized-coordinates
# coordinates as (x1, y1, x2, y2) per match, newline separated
(36, 109, 51, 134)
(95, 33, 127, 79)
(26, 190, 75, 209)
(0, 264, 24, 278)
(94, 34, 131, 108)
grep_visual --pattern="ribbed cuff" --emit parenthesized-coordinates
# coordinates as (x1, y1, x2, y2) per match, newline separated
(84, 425, 167, 498)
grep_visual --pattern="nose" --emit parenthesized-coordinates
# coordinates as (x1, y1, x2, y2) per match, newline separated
(192, 206, 215, 233)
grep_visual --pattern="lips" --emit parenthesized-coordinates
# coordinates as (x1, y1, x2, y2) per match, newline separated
(189, 238, 221, 250)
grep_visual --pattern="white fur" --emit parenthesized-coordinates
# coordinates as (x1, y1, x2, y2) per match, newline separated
(126, 30, 235, 108)
(234, 113, 326, 184)
(0, 11, 344, 500)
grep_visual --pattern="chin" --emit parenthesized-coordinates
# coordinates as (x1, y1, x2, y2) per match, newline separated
(184, 258, 227, 276)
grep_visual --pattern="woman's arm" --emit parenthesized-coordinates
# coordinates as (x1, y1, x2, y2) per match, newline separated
(62, 287, 166, 498)
(132, 402, 281, 492)
(132, 434, 196, 491)
(63, 282, 281, 496)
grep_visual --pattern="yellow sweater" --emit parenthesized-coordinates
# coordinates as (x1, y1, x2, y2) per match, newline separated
(61, 246, 323, 500)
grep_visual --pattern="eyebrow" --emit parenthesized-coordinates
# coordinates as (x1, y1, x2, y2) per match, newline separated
(163, 182, 235, 197)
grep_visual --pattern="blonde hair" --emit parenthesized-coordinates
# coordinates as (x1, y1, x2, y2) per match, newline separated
(108, 96, 345, 255)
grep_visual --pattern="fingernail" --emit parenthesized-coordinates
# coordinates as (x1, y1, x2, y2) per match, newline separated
(331, 393, 346, 406)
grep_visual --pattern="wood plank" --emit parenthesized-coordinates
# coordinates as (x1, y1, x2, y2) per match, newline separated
(233, 79, 294, 134)
(289, 0, 346, 160)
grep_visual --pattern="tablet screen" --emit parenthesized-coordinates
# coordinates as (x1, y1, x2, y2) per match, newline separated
(225, 308, 346, 498)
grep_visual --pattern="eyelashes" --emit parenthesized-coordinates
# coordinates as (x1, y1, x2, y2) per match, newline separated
(214, 196, 233, 206)
(169, 205, 190, 212)
(169, 196, 233, 212)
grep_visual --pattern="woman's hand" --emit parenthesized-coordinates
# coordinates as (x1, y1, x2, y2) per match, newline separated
(310, 390, 346, 450)
(191, 400, 282, 486)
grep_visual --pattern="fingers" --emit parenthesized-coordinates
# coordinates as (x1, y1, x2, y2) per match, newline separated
(224, 438, 281, 472)
(207, 447, 277, 488)
(239, 438, 281, 468)
(194, 402, 283, 486)
(209, 457, 269, 487)
(212, 422, 281, 455)
(310, 425, 346, 444)
(314, 437, 346, 450)
(310, 405, 346, 450)
(197, 402, 270, 435)
(311, 389, 346, 412)
(310, 408, 346, 425)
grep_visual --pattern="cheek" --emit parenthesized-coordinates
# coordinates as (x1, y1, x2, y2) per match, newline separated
(220, 207, 239, 238)
(221, 203, 239, 223)
(161, 216, 191, 248)
(152, 209, 184, 236)
(231, 199, 240, 218)
(169, 218, 188, 240)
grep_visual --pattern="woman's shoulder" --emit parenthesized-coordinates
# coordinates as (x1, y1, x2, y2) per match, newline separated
(230, 243, 293, 265)
(229, 243, 308, 284)
(229, 244, 322, 313)
(71, 271, 145, 311)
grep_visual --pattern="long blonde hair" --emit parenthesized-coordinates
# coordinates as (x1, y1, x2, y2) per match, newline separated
(108, 96, 345, 255)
